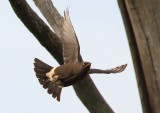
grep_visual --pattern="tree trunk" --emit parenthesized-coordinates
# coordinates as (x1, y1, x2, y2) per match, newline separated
(9, 0, 114, 113)
(118, 0, 160, 113)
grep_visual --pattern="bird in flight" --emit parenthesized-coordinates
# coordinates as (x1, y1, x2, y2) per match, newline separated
(34, 9, 127, 102)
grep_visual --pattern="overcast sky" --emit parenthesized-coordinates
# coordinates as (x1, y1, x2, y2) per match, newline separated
(1, 0, 142, 113)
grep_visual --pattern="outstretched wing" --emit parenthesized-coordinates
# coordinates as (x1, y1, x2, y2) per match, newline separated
(88, 64, 127, 74)
(60, 9, 80, 64)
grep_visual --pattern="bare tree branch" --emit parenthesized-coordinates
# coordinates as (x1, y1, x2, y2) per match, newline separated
(9, 0, 114, 113)
(118, 0, 160, 113)
(34, 0, 63, 37)
(118, 1, 151, 113)
(9, 0, 63, 64)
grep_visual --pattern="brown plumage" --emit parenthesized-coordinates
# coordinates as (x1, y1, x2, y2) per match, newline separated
(34, 58, 91, 101)
(33, 9, 127, 102)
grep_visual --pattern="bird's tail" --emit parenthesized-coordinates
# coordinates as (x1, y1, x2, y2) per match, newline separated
(33, 58, 62, 101)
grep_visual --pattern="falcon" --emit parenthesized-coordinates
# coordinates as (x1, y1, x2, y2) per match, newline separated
(34, 9, 127, 101)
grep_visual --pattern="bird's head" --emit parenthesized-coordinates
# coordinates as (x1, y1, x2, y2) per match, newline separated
(76, 61, 91, 79)
(82, 62, 91, 69)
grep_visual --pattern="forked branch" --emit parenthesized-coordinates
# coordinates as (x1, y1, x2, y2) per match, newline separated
(9, 0, 114, 113)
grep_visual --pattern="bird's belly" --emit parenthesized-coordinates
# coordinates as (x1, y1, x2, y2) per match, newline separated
(60, 72, 88, 87)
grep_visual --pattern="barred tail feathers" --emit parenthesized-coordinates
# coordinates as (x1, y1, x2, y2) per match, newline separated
(33, 58, 62, 101)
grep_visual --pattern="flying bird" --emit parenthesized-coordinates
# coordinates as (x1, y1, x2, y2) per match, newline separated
(34, 9, 127, 101)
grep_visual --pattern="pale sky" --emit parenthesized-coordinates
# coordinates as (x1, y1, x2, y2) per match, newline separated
(0, 0, 142, 113)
